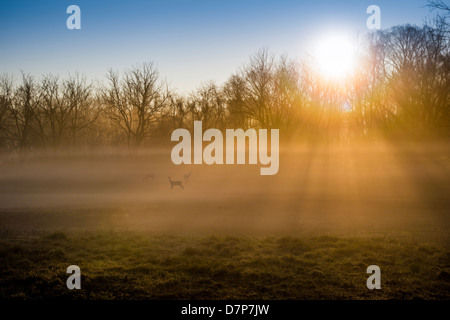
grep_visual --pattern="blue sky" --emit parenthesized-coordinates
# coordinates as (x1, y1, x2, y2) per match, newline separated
(0, 0, 436, 93)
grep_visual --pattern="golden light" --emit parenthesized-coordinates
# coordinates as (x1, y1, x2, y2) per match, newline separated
(314, 33, 357, 80)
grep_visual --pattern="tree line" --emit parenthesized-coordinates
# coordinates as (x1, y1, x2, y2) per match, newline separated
(0, 18, 449, 155)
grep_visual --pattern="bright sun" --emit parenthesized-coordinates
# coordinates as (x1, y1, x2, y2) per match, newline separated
(314, 33, 357, 80)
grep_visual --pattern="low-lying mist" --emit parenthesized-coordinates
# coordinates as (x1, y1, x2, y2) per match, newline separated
(0, 142, 448, 240)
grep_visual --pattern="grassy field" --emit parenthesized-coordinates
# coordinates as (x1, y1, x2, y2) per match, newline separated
(0, 231, 450, 299)
(0, 230, 449, 300)
(0, 143, 449, 300)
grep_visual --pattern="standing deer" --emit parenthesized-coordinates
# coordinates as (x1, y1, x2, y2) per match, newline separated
(143, 174, 154, 181)
(184, 172, 192, 182)
(168, 176, 184, 190)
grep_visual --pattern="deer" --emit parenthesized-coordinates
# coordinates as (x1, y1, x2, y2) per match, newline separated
(183, 172, 192, 182)
(143, 174, 154, 181)
(168, 176, 184, 190)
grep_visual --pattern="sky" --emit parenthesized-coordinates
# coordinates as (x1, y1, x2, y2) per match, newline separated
(0, 0, 438, 93)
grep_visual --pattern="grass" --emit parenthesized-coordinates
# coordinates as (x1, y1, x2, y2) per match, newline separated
(0, 230, 448, 300)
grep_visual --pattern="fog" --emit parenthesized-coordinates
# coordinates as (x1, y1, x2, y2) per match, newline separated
(0, 142, 448, 241)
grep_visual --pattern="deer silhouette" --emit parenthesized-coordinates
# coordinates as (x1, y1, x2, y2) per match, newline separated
(143, 174, 154, 181)
(184, 172, 192, 182)
(168, 176, 184, 190)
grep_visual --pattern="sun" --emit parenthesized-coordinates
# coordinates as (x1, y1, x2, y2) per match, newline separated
(314, 33, 357, 80)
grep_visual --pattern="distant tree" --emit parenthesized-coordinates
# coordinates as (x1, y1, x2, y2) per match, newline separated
(0, 75, 15, 150)
(101, 62, 170, 147)
(33, 74, 73, 149)
(225, 48, 305, 133)
(241, 48, 275, 128)
(63, 74, 98, 147)
(353, 21, 449, 137)
(10, 73, 40, 155)
(270, 56, 304, 134)
(223, 74, 248, 128)
(169, 94, 188, 129)
(16, 74, 98, 150)
(189, 81, 226, 129)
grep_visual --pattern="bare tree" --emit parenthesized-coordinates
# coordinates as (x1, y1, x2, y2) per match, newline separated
(241, 48, 275, 128)
(271, 56, 304, 132)
(10, 73, 39, 156)
(34, 74, 67, 149)
(189, 81, 226, 129)
(427, 0, 450, 12)
(101, 62, 169, 147)
(223, 74, 248, 128)
(170, 94, 189, 129)
(0, 75, 15, 151)
(63, 74, 98, 147)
